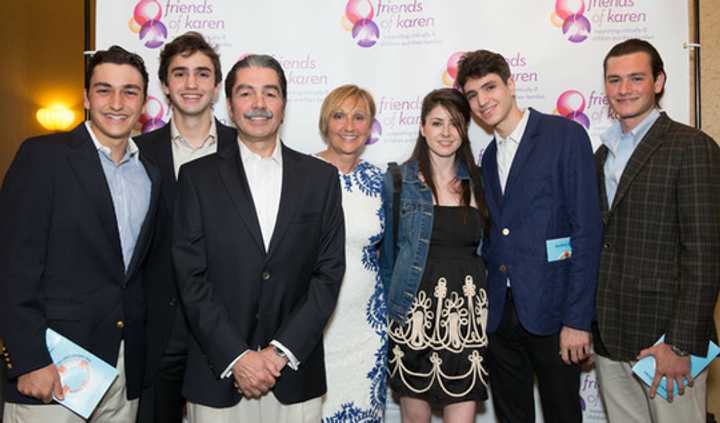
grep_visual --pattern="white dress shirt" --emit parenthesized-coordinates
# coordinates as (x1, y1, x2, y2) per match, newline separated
(221, 137, 301, 379)
(494, 109, 528, 194)
(170, 118, 217, 177)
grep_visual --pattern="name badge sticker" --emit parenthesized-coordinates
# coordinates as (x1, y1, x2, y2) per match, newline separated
(546, 237, 572, 262)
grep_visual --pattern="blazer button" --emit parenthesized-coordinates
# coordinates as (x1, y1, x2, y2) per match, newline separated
(603, 242, 611, 250)
(502, 228, 510, 236)
(116, 320, 125, 329)
(261, 271, 271, 281)
(6, 363, 11, 369)
(169, 298, 177, 307)
(499, 264, 508, 273)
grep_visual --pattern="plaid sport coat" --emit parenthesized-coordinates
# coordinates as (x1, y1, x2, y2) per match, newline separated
(594, 112, 720, 361)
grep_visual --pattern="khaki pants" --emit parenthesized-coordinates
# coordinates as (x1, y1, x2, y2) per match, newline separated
(188, 392, 321, 423)
(595, 353, 707, 423)
(3, 342, 138, 423)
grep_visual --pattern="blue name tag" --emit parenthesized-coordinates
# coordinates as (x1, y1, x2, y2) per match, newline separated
(546, 237, 572, 262)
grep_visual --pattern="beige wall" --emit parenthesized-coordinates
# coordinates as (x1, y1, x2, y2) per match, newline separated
(0, 2, 84, 182)
(696, 0, 720, 416)
(0, 0, 718, 417)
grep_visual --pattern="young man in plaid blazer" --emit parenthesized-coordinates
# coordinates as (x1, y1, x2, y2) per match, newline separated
(593, 38, 720, 423)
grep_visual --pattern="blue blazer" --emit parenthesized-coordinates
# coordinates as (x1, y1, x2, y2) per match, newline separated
(482, 108, 602, 336)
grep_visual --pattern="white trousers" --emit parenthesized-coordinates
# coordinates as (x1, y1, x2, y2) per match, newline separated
(594, 353, 707, 423)
(3, 342, 138, 423)
(188, 392, 321, 423)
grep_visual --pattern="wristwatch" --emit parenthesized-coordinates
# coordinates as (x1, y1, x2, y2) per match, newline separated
(272, 345, 288, 359)
(670, 344, 690, 357)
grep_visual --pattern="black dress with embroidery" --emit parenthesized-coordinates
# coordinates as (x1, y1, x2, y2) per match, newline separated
(388, 205, 489, 405)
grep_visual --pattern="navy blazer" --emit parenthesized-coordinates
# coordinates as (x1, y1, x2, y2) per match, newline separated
(172, 141, 345, 407)
(0, 124, 161, 403)
(482, 108, 602, 335)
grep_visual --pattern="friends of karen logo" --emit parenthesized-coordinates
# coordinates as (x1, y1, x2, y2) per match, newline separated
(551, 0, 591, 43)
(129, 0, 168, 49)
(139, 96, 167, 133)
(342, 0, 381, 48)
(442, 52, 465, 88)
(555, 90, 590, 129)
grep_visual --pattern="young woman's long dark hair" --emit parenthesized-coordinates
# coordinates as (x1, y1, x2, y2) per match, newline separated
(408, 88, 488, 222)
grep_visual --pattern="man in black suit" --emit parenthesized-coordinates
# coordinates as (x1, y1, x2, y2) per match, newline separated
(0, 46, 160, 423)
(135, 31, 235, 423)
(173, 54, 345, 422)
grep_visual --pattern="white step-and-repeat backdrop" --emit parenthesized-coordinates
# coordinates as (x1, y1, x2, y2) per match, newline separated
(97, 1, 690, 421)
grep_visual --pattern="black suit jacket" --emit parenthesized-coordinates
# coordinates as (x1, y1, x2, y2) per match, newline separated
(594, 113, 720, 361)
(0, 124, 160, 403)
(135, 119, 236, 384)
(172, 141, 345, 407)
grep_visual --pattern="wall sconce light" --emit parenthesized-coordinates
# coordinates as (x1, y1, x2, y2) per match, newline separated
(36, 105, 75, 131)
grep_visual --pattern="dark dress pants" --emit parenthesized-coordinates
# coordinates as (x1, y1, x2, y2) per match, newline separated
(137, 313, 187, 423)
(488, 290, 582, 423)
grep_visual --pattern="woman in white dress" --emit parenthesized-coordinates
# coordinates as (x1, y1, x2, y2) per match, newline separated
(316, 85, 387, 422)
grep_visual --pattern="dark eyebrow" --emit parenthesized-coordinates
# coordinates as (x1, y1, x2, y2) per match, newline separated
(169, 65, 189, 73)
(123, 84, 142, 91)
(91, 82, 112, 89)
(263, 85, 281, 93)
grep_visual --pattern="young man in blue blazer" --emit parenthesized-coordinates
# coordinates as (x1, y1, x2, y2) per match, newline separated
(457, 50, 602, 423)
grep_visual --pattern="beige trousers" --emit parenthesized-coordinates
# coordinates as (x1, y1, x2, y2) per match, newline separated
(595, 353, 707, 423)
(3, 342, 138, 423)
(187, 392, 321, 423)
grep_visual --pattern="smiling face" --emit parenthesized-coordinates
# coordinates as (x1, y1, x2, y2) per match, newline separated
(604, 51, 665, 132)
(84, 63, 146, 147)
(227, 66, 285, 145)
(462, 73, 520, 137)
(325, 97, 372, 158)
(421, 105, 462, 160)
(162, 51, 219, 118)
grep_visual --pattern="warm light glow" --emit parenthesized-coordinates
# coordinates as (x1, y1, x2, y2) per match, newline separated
(36, 105, 75, 131)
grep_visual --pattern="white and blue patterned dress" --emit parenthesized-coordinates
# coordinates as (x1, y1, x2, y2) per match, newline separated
(320, 160, 387, 423)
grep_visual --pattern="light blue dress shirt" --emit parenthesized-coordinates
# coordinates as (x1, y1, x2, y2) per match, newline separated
(600, 109, 660, 207)
(85, 122, 151, 271)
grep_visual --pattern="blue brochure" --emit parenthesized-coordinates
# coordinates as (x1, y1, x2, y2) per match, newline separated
(631, 335, 720, 401)
(546, 237, 572, 262)
(45, 329, 118, 419)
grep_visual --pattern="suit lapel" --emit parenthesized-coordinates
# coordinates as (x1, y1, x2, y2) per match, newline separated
(144, 123, 177, 210)
(66, 125, 124, 268)
(610, 114, 669, 211)
(482, 141, 503, 209)
(504, 109, 540, 197)
(267, 144, 302, 258)
(125, 156, 162, 278)
(595, 146, 610, 214)
(218, 142, 266, 253)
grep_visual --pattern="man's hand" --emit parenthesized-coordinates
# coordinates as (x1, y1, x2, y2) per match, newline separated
(637, 343, 692, 402)
(17, 363, 63, 403)
(559, 326, 591, 365)
(259, 346, 288, 375)
(231, 351, 278, 399)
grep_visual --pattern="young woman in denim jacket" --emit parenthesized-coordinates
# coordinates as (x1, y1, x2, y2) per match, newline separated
(380, 88, 490, 422)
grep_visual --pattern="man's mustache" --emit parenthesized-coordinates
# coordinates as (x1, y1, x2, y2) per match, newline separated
(244, 109, 274, 119)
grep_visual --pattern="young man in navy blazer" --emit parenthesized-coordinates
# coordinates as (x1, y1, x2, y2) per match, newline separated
(457, 50, 602, 423)
(0, 46, 160, 423)
(135, 31, 236, 423)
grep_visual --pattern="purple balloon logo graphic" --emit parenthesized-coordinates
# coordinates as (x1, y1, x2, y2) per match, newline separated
(556, 90, 590, 129)
(367, 119, 382, 145)
(342, 0, 380, 48)
(139, 96, 167, 133)
(551, 0, 591, 43)
(129, 1, 168, 49)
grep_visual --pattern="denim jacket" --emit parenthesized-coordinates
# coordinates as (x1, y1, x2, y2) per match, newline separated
(380, 159, 482, 322)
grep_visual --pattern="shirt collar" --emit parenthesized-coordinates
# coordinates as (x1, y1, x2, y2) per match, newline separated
(85, 121, 139, 162)
(494, 108, 528, 146)
(238, 136, 283, 166)
(170, 118, 217, 150)
(600, 108, 660, 155)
